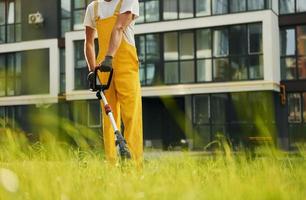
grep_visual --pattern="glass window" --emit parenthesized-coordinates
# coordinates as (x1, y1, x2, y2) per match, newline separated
(211, 94, 227, 124)
(61, 19, 71, 37)
(145, 0, 160, 22)
(7, 24, 15, 43)
(61, 0, 71, 18)
(163, 0, 178, 20)
(0, 1, 5, 25)
(230, 0, 246, 12)
(213, 29, 229, 57)
(74, 0, 85, 9)
(0, 26, 5, 43)
(146, 63, 156, 85)
(137, 1, 145, 23)
(139, 63, 145, 85)
(248, 24, 262, 54)
(197, 59, 212, 82)
(180, 32, 194, 60)
(136, 35, 145, 62)
(288, 93, 302, 123)
(230, 57, 248, 80)
(21, 49, 50, 95)
(164, 62, 179, 84)
(179, 0, 194, 19)
(298, 57, 306, 79)
(88, 100, 101, 128)
(180, 60, 195, 83)
(213, 58, 230, 81)
(281, 57, 297, 80)
(193, 95, 210, 125)
(7, 1, 15, 24)
(280, 28, 296, 56)
(146, 34, 160, 61)
(73, 10, 85, 30)
(164, 32, 178, 60)
(74, 41, 87, 89)
(15, 0, 21, 23)
(196, 0, 211, 16)
(280, 0, 295, 14)
(230, 25, 247, 55)
(249, 55, 263, 79)
(297, 0, 306, 12)
(213, 0, 228, 15)
(196, 29, 212, 58)
(297, 26, 306, 56)
(247, 0, 265, 10)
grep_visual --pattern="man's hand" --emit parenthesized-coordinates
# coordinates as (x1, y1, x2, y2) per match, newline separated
(87, 71, 96, 90)
(99, 55, 113, 72)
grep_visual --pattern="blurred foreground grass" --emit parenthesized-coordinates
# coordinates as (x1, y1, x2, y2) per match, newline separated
(0, 129, 305, 200)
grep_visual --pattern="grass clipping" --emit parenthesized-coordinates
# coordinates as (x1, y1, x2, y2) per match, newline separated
(0, 129, 305, 200)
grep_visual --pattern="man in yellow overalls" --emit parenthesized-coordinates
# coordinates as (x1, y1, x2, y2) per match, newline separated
(83, 0, 142, 164)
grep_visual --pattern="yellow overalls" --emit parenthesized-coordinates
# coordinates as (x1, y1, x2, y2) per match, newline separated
(93, 0, 143, 163)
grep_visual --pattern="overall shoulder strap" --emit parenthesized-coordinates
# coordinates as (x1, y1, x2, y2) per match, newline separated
(93, 0, 100, 20)
(114, 0, 123, 15)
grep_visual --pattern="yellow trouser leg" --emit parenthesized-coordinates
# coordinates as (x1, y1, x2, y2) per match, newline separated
(115, 65, 143, 163)
(100, 73, 121, 163)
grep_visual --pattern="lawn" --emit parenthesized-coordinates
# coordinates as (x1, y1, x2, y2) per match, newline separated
(0, 129, 305, 200)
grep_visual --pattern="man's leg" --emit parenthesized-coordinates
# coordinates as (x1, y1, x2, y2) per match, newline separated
(115, 66, 143, 163)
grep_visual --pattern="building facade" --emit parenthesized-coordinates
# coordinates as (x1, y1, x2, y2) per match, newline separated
(0, 0, 305, 150)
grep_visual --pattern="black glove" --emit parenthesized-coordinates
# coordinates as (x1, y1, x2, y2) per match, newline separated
(99, 55, 113, 72)
(87, 71, 96, 91)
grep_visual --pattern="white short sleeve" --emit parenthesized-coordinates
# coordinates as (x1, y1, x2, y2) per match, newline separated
(83, 2, 96, 29)
(120, 0, 139, 18)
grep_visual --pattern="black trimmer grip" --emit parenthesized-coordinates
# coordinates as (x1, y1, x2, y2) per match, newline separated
(94, 67, 113, 91)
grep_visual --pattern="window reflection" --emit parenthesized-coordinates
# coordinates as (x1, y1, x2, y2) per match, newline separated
(230, 0, 246, 12)
(145, 0, 160, 22)
(298, 57, 306, 79)
(164, 62, 179, 84)
(280, 29, 296, 56)
(179, 0, 194, 19)
(288, 93, 302, 123)
(213, 0, 228, 15)
(280, 0, 295, 14)
(213, 29, 229, 57)
(180, 32, 194, 60)
(163, 0, 177, 20)
(164, 32, 178, 60)
(281, 57, 297, 80)
(297, 0, 306, 12)
(180, 61, 195, 83)
(196, 29, 212, 58)
(196, 0, 211, 16)
(248, 24, 262, 54)
(297, 26, 306, 56)
(248, 0, 265, 10)
(197, 59, 212, 82)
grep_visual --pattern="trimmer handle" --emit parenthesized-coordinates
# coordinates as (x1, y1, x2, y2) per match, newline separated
(92, 67, 113, 91)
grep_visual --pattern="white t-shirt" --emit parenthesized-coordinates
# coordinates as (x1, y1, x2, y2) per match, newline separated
(83, 0, 139, 46)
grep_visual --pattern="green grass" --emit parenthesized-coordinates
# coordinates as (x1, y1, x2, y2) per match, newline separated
(0, 129, 305, 200)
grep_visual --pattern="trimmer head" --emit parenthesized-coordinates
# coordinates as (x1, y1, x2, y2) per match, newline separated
(115, 131, 131, 159)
